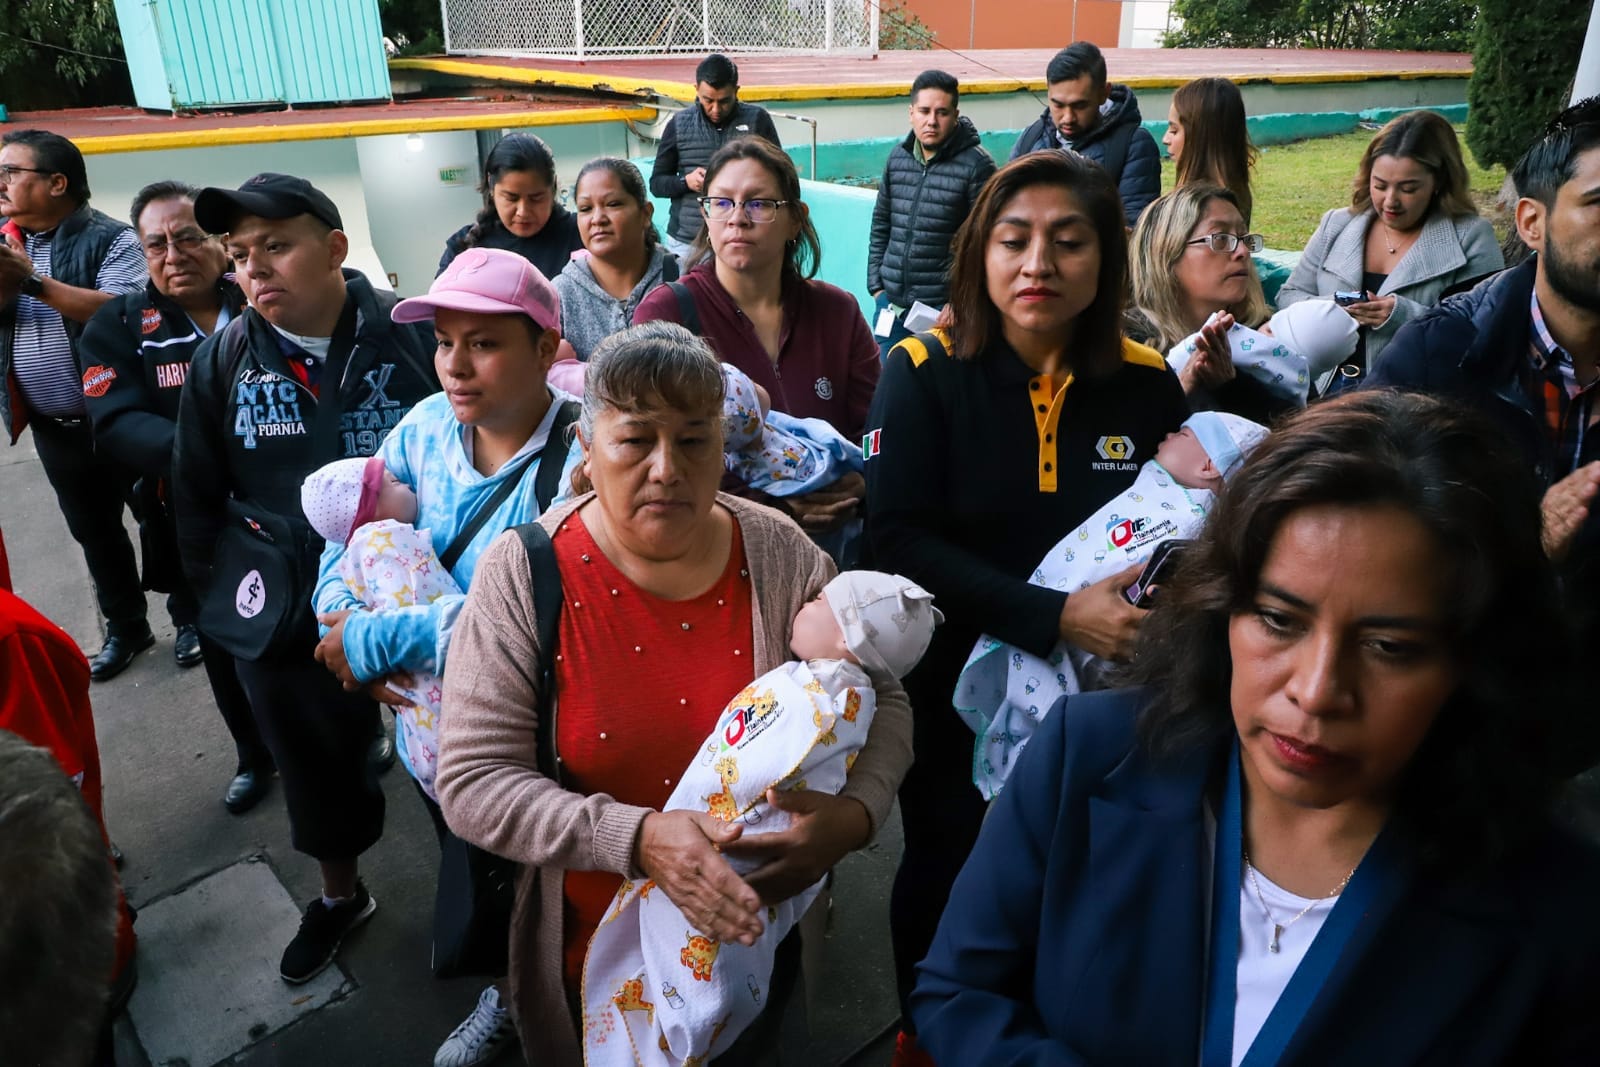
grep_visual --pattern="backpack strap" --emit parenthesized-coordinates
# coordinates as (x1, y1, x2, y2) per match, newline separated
(533, 400, 580, 514)
(513, 522, 565, 780)
(668, 280, 702, 336)
(439, 399, 581, 573)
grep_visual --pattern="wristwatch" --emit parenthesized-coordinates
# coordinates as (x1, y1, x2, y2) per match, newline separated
(18, 273, 43, 297)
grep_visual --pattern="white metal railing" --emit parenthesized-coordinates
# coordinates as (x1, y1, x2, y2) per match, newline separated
(441, 0, 879, 59)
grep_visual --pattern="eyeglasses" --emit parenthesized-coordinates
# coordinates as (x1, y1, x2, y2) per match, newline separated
(1186, 232, 1265, 254)
(142, 233, 210, 259)
(0, 165, 53, 183)
(697, 197, 790, 223)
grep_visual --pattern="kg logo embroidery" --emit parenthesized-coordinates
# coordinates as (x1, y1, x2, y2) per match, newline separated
(814, 376, 834, 400)
(1093, 435, 1138, 472)
(1095, 436, 1133, 461)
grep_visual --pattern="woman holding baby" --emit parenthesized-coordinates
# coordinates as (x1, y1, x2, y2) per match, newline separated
(435, 322, 914, 1065)
(862, 150, 1190, 1062)
(309, 247, 581, 1066)
(1126, 184, 1289, 422)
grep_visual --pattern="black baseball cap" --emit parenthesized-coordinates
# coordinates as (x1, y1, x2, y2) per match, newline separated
(193, 173, 344, 234)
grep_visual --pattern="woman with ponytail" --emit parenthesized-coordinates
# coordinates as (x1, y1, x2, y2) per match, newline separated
(438, 133, 584, 282)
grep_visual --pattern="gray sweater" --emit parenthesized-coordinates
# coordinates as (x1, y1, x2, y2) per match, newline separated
(554, 246, 678, 361)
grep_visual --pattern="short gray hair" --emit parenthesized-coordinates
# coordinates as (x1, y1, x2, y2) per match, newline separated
(0, 730, 118, 1064)
(579, 321, 725, 444)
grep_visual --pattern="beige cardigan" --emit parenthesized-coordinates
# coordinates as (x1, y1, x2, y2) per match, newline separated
(436, 492, 914, 1064)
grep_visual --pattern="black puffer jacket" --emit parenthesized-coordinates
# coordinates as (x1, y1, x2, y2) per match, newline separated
(868, 117, 996, 308)
(1010, 84, 1161, 226)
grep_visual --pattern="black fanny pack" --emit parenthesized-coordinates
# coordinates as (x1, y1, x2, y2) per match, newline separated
(198, 499, 320, 661)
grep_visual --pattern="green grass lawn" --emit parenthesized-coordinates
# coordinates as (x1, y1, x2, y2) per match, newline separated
(1166, 125, 1509, 250)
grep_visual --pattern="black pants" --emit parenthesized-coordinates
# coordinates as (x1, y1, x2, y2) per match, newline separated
(29, 415, 148, 637)
(198, 631, 272, 772)
(233, 645, 384, 861)
(146, 503, 270, 771)
(889, 663, 989, 1025)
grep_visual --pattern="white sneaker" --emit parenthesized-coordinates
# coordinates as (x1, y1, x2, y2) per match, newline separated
(434, 985, 515, 1067)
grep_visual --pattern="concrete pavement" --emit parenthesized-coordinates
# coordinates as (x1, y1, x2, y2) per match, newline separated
(1, 431, 902, 1067)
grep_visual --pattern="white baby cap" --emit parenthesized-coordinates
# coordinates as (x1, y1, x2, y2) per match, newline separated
(823, 570, 945, 680)
(1266, 300, 1359, 375)
(300, 455, 375, 545)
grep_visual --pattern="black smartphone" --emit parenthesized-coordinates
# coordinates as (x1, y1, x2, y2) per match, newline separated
(1124, 539, 1194, 608)
(1334, 289, 1369, 307)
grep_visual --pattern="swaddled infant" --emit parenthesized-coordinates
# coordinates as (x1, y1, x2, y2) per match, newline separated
(583, 570, 941, 1067)
(955, 411, 1266, 799)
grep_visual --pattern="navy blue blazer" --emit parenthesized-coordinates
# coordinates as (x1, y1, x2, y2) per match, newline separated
(910, 688, 1600, 1065)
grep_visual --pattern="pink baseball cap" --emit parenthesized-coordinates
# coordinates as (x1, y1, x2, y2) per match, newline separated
(392, 247, 560, 330)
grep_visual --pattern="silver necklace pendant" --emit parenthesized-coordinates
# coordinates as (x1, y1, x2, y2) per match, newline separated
(1269, 924, 1283, 953)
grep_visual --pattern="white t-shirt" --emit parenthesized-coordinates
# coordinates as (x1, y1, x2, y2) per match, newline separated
(270, 322, 332, 360)
(1231, 867, 1337, 1065)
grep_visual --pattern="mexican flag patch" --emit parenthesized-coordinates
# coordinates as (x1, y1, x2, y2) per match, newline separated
(862, 428, 882, 460)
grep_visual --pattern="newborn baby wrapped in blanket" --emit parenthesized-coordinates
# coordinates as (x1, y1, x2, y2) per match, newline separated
(582, 571, 941, 1067)
(1168, 300, 1359, 409)
(954, 412, 1266, 799)
(302, 455, 459, 798)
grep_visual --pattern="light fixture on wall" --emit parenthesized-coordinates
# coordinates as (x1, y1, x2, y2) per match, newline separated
(406, 133, 424, 153)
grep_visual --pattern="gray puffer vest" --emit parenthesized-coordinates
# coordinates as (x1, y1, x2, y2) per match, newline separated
(666, 102, 777, 242)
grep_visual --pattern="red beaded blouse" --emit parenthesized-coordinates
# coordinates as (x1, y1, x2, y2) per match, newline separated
(551, 510, 757, 988)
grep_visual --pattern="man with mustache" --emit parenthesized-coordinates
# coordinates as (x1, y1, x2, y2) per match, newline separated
(77, 180, 275, 814)
(649, 53, 782, 263)
(0, 129, 154, 681)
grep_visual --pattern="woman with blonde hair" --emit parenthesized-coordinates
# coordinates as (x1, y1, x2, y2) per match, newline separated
(1127, 184, 1289, 421)
(1164, 77, 1258, 224)
(1278, 110, 1502, 390)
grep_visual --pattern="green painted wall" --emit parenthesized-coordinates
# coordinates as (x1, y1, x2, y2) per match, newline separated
(782, 104, 1473, 181)
(625, 102, 1471, 316)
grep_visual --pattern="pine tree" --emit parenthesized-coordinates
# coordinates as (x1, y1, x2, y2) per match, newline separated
(1465, 0, 1586, 169)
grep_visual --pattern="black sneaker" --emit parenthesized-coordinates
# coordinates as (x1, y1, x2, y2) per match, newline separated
(280, 882, 376, 984)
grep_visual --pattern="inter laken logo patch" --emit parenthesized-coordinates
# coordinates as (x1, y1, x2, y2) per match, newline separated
(1093, 435, 1138, 472)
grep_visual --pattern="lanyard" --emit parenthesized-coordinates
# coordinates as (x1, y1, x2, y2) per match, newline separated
(1199, 743, 1406, 1067)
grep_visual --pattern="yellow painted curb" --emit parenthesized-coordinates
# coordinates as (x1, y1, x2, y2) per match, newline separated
(390, 57, 695, 99)
(391, 56, 1468, 104)
(71, 105, 657, 155)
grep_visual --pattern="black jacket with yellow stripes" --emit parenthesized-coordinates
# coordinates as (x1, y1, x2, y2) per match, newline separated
(863, 328, 1188, 707)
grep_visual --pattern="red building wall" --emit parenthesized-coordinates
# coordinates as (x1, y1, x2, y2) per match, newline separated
(899, 0, 1122, 52)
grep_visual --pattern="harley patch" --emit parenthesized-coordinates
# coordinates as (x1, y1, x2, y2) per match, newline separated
(82, 365, 117, 397)
(140, 307, 162, 335)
